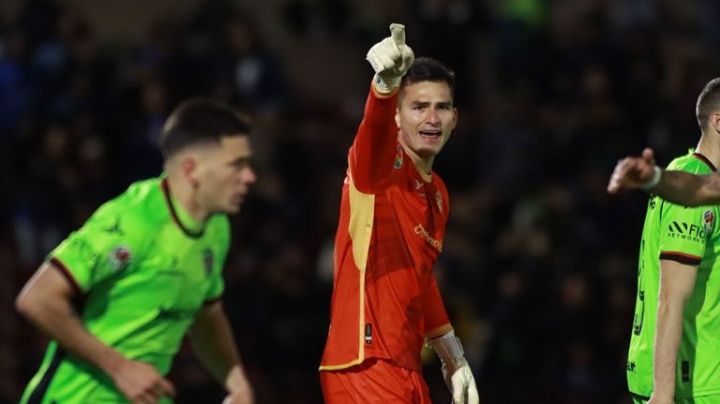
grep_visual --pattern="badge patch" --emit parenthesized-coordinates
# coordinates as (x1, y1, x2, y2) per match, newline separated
(704, 210, 715, 235)
(435, 190, 443, 213)
(414, 179, 425, 197)
(394, 145, 403, 169)
(203, 248, 214, 276)
(108, 246, 132, 271)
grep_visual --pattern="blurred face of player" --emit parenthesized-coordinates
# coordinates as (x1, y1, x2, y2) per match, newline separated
(194, 135, 256, 215)
(396, 81, 457, 169)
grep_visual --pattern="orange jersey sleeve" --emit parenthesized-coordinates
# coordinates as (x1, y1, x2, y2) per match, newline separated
(348, 85, 401, 193)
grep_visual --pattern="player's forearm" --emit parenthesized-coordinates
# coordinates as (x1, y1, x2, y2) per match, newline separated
(652, 294, 687, 398)
(349, 85, 400, 192)
(188, 303, 243, 390)
(16, 292, 125, 376)
(654, 170, 720, 206)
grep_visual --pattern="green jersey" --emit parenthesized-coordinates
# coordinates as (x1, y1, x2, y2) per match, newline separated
(21, 177, 230, 404)
(627, 150, 720, 399)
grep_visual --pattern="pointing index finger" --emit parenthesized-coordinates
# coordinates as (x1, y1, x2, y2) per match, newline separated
(390, 23, 405, 46)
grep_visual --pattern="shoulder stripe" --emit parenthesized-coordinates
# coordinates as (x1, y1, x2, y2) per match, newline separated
(48, 257, 83, 295)
(659, 251, 702, 266)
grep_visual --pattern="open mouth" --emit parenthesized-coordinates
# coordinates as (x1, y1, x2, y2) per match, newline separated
(418, 130, 442, 140)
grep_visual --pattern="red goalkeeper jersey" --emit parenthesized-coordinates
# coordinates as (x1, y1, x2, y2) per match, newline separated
(319, 86, 451, 372)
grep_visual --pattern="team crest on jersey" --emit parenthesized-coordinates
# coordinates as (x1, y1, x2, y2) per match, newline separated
(202, 248, 214, 276)
(108, 246, 131, 271)
(435, 190, 443, 213)
(414, 179, 426, 197)
(704, 210, 715, 235)
(394, 145, 403, 169)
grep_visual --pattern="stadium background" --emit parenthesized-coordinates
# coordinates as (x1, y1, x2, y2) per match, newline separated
(1, 0, 718, 402)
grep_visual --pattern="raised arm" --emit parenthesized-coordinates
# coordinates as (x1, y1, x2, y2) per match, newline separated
(653, 170, 720, 206)
(349, 24, 414, 194)
(608, 147, 720, 206)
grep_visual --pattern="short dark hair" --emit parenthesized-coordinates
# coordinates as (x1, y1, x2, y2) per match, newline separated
(696, 78, 720, 129)
(400, 57, 456, 99)
(159, 98, 251, 158)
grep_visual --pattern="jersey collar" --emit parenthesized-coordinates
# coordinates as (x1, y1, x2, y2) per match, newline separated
(161, 178, 205, 238)
(692, 151, 719, 172)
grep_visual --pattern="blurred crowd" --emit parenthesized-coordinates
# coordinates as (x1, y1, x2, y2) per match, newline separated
(2, 0, 720, 402)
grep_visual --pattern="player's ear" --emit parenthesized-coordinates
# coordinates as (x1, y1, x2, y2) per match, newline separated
(395, 109, 401, 129)
(451, 107, 458, 130)
(179, 156, 200, 188)
(711, 112, 720, 134)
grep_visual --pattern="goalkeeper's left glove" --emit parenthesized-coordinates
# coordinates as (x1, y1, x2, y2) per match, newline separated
(429, 330, 480, 404)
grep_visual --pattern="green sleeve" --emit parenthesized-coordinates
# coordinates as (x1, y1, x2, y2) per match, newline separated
(49, 204, 146, 293)
(657, 201, 715, 265)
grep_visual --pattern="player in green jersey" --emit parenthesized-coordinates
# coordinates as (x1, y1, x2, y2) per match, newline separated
(15, 99, 256, 404)
(609, 78, 720, 403)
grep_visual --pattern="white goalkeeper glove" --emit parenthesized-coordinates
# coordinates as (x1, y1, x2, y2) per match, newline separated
(366, 23, 415, 93)
(429, 331, 480, 404)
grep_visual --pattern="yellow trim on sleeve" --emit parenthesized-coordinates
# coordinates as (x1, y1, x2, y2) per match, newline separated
(318, 180, 375, 371)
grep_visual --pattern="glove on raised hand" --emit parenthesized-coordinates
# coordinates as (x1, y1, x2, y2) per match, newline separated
(366, 23, 415, 93)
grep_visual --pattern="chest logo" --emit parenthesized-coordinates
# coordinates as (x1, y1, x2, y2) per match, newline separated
(435, 190, 443, 213)
(202, 248, 214, 276)
(394, 145, 403, 169)
(103, 217, 124, 235)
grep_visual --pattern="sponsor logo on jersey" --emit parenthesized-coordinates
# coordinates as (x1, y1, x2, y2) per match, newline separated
(394, 145, 403, 169)
(108, 246, 131, 271)
(704, 210, 715, 235)
(203, 248, 214, 276)
(414, 223, 443, 252)
(666, 220, 706, 242)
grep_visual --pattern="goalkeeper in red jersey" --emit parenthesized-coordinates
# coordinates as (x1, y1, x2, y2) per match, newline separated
(319, 24, 479, 404)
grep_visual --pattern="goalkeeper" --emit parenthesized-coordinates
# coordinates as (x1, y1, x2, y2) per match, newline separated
(318, 23, 480, 403)
(16, 99, 255, 404)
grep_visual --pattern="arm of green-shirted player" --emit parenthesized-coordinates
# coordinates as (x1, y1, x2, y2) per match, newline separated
(188, 301, 253, 404)
(15, 261, 176, 403)
(608, 147, 720, 205)
(648, 259, 699, 404)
